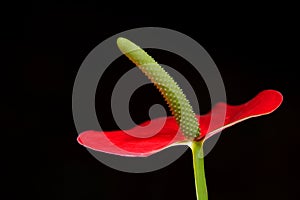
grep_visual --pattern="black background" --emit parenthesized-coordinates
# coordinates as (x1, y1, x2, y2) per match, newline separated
(11, 2, 298, 200)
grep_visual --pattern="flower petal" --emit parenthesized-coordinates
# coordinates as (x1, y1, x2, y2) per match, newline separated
(201, 89, 283, 139)
(77, 90, 282, 157)
(77, 117, 185, 157)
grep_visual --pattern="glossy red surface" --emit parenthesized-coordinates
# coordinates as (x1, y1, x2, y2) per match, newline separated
(77, 90, 283, 157)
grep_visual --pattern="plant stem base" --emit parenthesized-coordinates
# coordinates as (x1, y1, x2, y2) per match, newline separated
(192, 141, 208, 200)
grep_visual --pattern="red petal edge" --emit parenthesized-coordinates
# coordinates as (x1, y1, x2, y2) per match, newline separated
(77, 90, 283, 157)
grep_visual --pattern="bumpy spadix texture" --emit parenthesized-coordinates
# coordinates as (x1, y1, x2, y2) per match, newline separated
(117, 37, 200, 139)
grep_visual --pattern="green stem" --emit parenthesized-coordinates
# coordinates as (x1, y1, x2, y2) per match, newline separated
(192, 141, 208, 200)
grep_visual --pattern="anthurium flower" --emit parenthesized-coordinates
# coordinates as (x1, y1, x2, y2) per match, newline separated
(77, 37, 283, 200)
(77, 89, 282, 156)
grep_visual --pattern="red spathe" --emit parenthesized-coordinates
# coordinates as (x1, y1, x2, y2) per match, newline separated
(77, 90, 283, 157)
